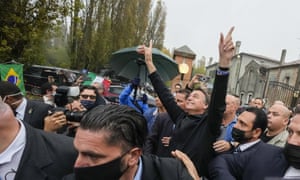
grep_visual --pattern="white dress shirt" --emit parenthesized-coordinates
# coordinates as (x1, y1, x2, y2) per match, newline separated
(0, 120, 26, 180)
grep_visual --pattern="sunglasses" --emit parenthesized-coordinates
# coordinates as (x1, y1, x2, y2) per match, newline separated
(80, 94, 96, 100)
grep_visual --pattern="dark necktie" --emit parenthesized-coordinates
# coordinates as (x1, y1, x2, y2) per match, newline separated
(13, 110, 18, 117)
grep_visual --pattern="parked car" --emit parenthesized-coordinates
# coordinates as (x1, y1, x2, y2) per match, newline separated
(23, 65, 80, 95)
(104, 84, 156, 106)
(104, 84, 125, 103)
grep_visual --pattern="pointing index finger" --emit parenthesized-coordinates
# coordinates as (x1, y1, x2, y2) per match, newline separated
(149, 40, 153, 49)
(225, 26, 235, 41)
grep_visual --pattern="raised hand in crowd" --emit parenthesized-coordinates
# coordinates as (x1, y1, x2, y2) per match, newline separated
(172, 150, 201, 180)
(218, 26, 235, 68)
(44, 111, 67, 132)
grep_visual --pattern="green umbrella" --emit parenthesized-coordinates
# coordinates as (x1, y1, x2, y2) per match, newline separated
(110, 46, 179, 83)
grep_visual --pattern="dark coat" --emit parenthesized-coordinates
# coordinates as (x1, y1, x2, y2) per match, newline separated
(63, 154, 193, 180)
(141, 154, 193, 180)
(149, 71, 228, 177)
(143, 112, 174, 157)
(23, 99, 53, 129)
(14, 123, 77, 180)
(208, 141, 288, 180)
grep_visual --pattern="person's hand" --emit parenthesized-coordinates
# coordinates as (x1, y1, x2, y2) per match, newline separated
(44, 111, 67, 132)
(74, 75, 84, 86)
(142, 94, 148, 104)
(219, 27, 235, 68)
(213, 140, 231, 153)
(137, 41, 157, 74)
(187, 74, 204, 89)
(161, 136, 171, 147)
(65, 100, 86, 112)
(171, 150, 201, 180)
(67, 121, 80, 130)
(131, 77, 140, 88)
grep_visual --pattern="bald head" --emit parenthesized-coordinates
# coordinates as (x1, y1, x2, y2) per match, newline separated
(0, 100, 21, 153)
(0, 101, 17, 125)
(271, 104, 291, 118)
(0, 101, 9, 113)
(267, 103, 291, 133)
(224, 94, 240, 115)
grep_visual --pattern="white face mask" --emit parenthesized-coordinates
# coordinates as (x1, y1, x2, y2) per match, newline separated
(3, 92, 23, 103)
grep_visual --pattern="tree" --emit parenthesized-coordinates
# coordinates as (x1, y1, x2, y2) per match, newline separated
(0, 0, 69, 65)
(144, 0, 166, 49)
(1, 0, 167, 73)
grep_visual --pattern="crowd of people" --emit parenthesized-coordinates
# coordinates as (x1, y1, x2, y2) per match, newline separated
(1, 27, 300, 180)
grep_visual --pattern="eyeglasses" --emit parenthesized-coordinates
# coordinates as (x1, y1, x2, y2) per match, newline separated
(80, 94, 96, 100)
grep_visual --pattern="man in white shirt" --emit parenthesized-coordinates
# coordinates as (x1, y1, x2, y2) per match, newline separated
(0, 97, 77, 180)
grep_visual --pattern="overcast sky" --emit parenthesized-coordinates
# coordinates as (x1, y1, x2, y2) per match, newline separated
(163, 0, 300, 63)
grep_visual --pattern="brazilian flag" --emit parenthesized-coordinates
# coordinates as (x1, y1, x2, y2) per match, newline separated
(0, 64, 26, 95)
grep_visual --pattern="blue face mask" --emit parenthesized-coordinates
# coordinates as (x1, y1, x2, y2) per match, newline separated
(80, 100, 95, 110)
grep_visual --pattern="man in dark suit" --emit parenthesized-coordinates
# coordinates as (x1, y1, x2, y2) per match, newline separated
(0, 97, 77, 180)
(64, 104, 194, 180)
(0, 81, 52, 129)
(144, 89, 190, 157)
(208, 107, 288, 180)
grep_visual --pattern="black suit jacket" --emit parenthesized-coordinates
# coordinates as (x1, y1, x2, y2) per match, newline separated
(144, 112, 174, 157)
(23, 99, 53, 129)
(14, 122, 77, 180)
(208, 141, 288, 180)
(63, 154, 193, 180)
(141, 154, 193, 180)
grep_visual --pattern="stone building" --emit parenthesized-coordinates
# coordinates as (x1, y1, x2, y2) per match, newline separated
(206, 41, 284, 106)
(228, 52, 280, 105)
(265, 53, 300, 108)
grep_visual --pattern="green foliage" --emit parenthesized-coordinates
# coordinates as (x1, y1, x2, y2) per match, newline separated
(1, 0, 167, 74)
(0, 0, 69, 64)
(144, 0, 166, 49)
(193, 66, 206, 75)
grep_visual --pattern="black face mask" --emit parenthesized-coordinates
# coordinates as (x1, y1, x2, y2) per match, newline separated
(231, 127, 252, 144)
(74, 155, 127, 180)
(284, 143, 300, 169)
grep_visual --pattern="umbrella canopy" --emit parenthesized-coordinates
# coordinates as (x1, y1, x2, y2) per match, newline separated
(110, 46, 179, 83)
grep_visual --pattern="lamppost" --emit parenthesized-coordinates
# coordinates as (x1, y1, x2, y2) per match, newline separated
(292, 90, 300, 107)
(178, 62, 189, 86)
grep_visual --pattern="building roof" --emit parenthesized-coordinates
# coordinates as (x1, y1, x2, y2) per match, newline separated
(268, 59, 300, 69)
(173, 45, 196, 59)
(235, 52, 280, 64)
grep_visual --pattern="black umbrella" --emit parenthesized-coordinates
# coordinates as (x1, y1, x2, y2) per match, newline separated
(110, 46, 179, 84)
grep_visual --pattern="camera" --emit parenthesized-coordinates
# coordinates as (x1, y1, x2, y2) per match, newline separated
(53, 86, 85, 122)
(198, 76, 210, 82)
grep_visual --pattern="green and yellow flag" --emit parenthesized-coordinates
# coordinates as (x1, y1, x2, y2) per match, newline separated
(0, 64, 26, 95)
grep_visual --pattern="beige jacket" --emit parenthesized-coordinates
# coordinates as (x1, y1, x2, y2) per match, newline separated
(267, 129, 289, 148)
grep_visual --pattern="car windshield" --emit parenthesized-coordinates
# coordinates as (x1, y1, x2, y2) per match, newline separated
(110, 86, 124, 94)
